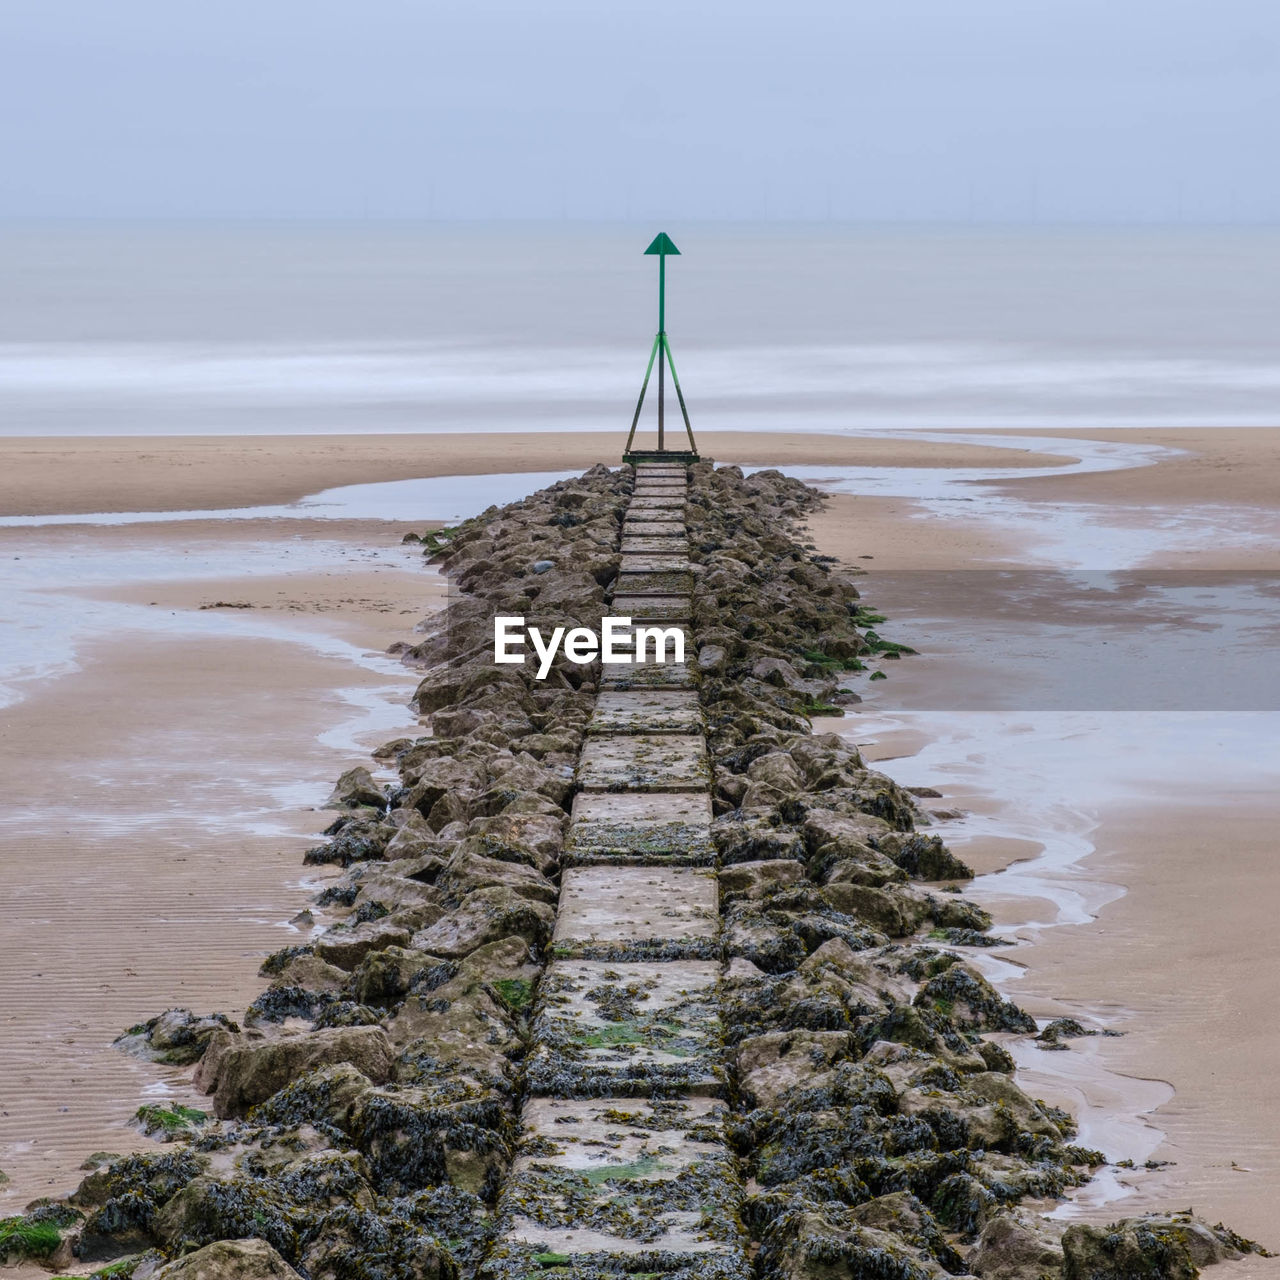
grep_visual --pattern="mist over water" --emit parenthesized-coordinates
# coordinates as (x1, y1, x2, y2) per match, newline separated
(4, 223, 1280, 436)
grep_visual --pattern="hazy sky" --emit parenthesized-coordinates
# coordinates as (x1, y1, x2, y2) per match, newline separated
(1, 0, 1277, 222)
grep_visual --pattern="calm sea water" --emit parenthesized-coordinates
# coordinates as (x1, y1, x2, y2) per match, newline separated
(2, 223, 1279, 435)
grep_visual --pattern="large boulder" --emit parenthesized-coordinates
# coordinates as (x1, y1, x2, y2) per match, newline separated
(349, 945, 447, 1005)
(464, 810, 565, 875)
(966, 1211, 1064, 1280)
(113, 1008, 237, 1065)
(736, 1029, 858, 1108)
(347, 1086, 513, 1196)
(698, 643, 728, 675)
(759, 1207, 952, 1279)
(383, 817, 443, 861)
(1061, 1213, 1263, 1280)
(475, 759, 573, 812)
(874, 831, 973, 881)
(249, 1064, 378, 1133)
(401, 757, 487, 817)
(350, 864, 442, 914)
(261, 951, 349, 994)
(915, 964, 1037, 1034)
(384, 971, 522, 1092)
(313, 919, 417, 971)
(713, 812, 807, 864)
(724, 908, 806, 974)
(747, 751, 806, 790)
(151, 1237, 302, 1279)
(410, 886, 554, 959)
(819, 882, 927, 936)
(848, 1193, 964, 1273)
(436, 844, 556, 905)
(195, 1026, 394, 1118)
(153, 1175, 298, 1258)
(742, 751, 807, 808)
(751, 657, 808, 691)
(299, 1205, 458, 1280)
(326, 767, 385, 810)
(719, 858, 805, 904)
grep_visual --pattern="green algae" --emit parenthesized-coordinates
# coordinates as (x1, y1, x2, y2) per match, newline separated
(798, 700, 844, 717)
(0, 1215, 63, 1259)
(134, 1104, 207, 1136)
(581, 1154, 664, 1185)
(573, 1021, 663, 1048)
(492, 978, 534, 1011)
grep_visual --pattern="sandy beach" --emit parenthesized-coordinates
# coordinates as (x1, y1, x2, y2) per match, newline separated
(0, 431, 1073, 517)
(0, 516, 440, 1215)
(1, 424, 1277, 1276)
(981, 425, 1280, 509)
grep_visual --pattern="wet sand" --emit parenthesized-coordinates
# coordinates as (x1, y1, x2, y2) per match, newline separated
(0, 519, 441, 1211)
(978, 425, 1280, 509)
(1032, 801, 1280, 1240)
(807, 427, 1280, 1264)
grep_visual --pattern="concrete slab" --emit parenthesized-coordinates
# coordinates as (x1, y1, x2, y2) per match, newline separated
(571, 790, 712, 825)
(553, 866, 719, 960)
(621, 536, 687, 553)
(615, 570, 695, 596)
(634, 466, 688, 476)
(566, 791, 714, 864)
(598, 628, 691, 687)
(621, 519, 685, 537)
(492, 1096, 743, 1264)
(527, 958, 724, 1096)
(629, 497, 686, 512)
(576, 734, 708, 792)
(600, 659, 695, 691)
(617, 554, 692, 573)
(623, 616, 691, 643)
(589, 689, 701, 735)
(609, 594, 691, 622)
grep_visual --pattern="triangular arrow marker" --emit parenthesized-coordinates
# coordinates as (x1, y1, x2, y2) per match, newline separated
(643, 231, 681, 257)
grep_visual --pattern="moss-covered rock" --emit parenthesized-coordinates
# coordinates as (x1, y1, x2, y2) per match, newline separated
(195, 1026, 394, 1118)
(965, 1209, 1064, 1278)
(113, 1008, 238, 1065)
(153, 1175, 300, 1257)
(151, 1236, 303, 1278)
(1061, 1213, 1267, 1280)
(757, 1205, 952, 1279)
(914, 964, 1037, 1034)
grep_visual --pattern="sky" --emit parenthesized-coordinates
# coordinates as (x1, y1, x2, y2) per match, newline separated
(1, 0, 1278, 222)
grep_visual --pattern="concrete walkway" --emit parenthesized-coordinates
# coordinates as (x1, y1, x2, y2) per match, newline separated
(484, 463, 746, 1277)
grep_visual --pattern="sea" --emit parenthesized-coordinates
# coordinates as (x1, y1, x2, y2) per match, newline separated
(2, 222, 1280, 436)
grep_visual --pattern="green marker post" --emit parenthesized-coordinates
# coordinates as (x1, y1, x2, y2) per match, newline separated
(657, 246, 666, 450)
(624, 232, 698, 463)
